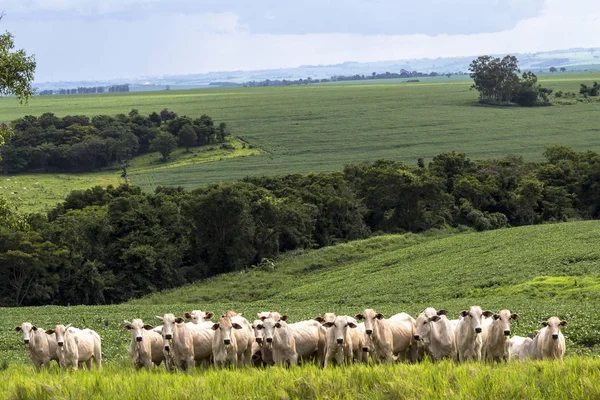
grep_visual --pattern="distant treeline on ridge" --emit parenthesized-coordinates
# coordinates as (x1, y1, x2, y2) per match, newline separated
(37, 84, 130, 96)
(1, 145, 600, 307)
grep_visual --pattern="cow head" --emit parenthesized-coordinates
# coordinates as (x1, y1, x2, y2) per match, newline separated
(212, 314, 242, 346)
(255, 317, 277, 343)
(184, 310, 214, 324)
(492, 309, 519, 336)
(315, 312, 337, 324)
(541, 317, 567, 340)
(156, 313, 184, 344)
(45, 324, 72, 347)
(323, 316, 357, 346)
(460, 306, 493, 334)
(124, 319, 154, 342)
(15, 322, 38, 345)
(251, 319, 265, 344)
(355, 309, 384, 336)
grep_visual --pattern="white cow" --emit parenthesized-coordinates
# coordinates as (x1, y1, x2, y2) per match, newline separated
(535, 317, 567, 360)
(15, 322, 59, 372)
(482, 310, 519, 363)
(45, 324, 101, 371)
(258, 311, 282, 322)
(414, 308, 446, 361)
(509, 335, 533, 361)
(455, 306, 493, 362)
(355, 309, 417, 363)
(156, 314, 195, 371)
(184, 310, 215, 328)
(211, 313, 253, 368)
(414, 310, 456, 362)
(251, 319, 274, 366)
(321, 315, 358, 366)
(123, 319, 165, 370)
(259, 316, 326, 366)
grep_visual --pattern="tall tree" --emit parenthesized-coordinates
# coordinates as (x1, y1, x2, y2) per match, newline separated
(178, 124, 197, 152)
(0, 20, 36, 104)
(150, 131, 178, 161)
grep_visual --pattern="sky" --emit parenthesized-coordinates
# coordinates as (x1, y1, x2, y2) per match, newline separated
(1, 0, 599, 82)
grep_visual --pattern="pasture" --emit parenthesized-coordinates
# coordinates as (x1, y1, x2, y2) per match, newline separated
(1, 221, 600, 398)
(1, 73, 600, 209)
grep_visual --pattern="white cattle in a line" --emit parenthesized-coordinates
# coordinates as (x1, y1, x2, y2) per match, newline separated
(15, 322, 59, 372)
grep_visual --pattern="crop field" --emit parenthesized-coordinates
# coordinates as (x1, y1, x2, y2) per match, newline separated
(1, 73, 600, 206)
(1, 221, 600, 398)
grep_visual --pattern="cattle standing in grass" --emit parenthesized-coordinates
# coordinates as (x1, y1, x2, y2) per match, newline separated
(15, 322, 58, 372)
(509, 336, 533, 361)
(156, 314, 195, 371)
(414, 309, 456, 362)
(184, 310, 215, 328)
(45, 324, 101, 371)
(123, 319, 165, 370)
(321, 316, 358, 366)
(534, 317, 567, 360)
(355, 309, 417, 363)
(414, 308, 442, 360)
(482, 310, 519, 363)
(455, 306, 493, 362)
(211, 313, 253, 368)
(251, 319, 274, 366)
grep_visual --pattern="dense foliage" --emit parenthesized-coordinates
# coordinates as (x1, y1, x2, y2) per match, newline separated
(1, 109, 229, 173)
(2, 146, 600, 306)
(0, 30, 36, 104)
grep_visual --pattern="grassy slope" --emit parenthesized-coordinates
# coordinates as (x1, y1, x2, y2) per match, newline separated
(1, 73, 599, 201)
(2, 221, 600, 368)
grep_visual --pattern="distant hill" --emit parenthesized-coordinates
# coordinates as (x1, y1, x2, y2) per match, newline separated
(33, 47, 600, 92)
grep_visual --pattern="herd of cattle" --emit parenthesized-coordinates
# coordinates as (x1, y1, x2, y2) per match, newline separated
(14, 306, 567, 372)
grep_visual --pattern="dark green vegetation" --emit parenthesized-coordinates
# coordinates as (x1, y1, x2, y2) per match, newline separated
(1, 109, 229, 173)
(1, 73, 599, 196)
(3, 145, 600, 307)
(0, 29, 36, 104)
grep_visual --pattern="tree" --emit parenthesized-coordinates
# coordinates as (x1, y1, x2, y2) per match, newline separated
(469, 55, 520, 102)
(549, 67, 557, 73)
(560, 67, 566, 72)
(178, 124, 197, 152)
(150, 131, 177, 161)
(0, 24, 36, 104)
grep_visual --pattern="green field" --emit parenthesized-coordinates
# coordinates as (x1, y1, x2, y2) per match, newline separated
(2, 221, 600, 398)
(1, 73, 600, 209)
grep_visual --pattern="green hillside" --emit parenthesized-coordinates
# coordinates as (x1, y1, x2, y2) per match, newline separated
(3, 221, 600, 367)
(1, 73, 600, 206)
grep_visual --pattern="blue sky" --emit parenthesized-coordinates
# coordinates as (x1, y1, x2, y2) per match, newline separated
(2, 0, 599, 82)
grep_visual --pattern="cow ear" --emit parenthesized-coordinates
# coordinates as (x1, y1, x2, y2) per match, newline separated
(275, 323, 281, 328)
(315, 317, 324, 323)
(252, 353, 261, 362)
(482, 311, 494, 318)
(559, 320, 568, 326)
(211, 324, 219, 331)
(323, 322, 335, 328)
(493, 314, 500, 320)
(460, 311, 468, 317)
(205, 312, 214, 320)
(511, 313, 520, 320)
(32, 326, 38, 331)
(123, 321, 133, 330)
(280, 315, 288, 321)
(256, 324, 263, 330)
(429, 315, 441, 322)
(232, 323, 243, 330)
(437, 310, 449, 316)
(45, 329, 55, 335)
(15, 326, 22, 332)
(348, 322, 357, 329)
(156, 316, 164, 322)
(260, 316, 267, 321)
(355, 314, 364, 320)
(143, 324, 154, 330)
(540, 321, 548, 327)
(184, 313, 192, 319)
(376, 313, 385, 320)
(65, 324, 72, 330)
(174, 317, 185, 324)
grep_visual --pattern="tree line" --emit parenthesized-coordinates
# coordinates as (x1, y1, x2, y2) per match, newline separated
(1, 109, 229, 173)
(2, 145, 600, 306)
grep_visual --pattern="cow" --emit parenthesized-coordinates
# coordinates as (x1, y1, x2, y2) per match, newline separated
(482, 310, 519, 363)
(258, 311, 282, 322)
(15, 322, 58, 372)
(258, 316, 326, 366)
(534, 317, 567, 360)
(321, 315, 359, 366)
(156, 314, 195, 372)
(184, 310, 215, 328)
(123, 319, 165, 370)
(211, 313, 253, 368)
(454, 306, 494, 362)
(509, 335, 533, 361)
(355, 309, 417, 363)
(414, 309, 456, 362)
(314, 313, 337, 324)
(251, 319, 274, 367)
(45, 324, 101, 371)
(414, 308, 445, 360)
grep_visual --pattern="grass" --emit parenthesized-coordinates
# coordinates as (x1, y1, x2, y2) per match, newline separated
(1, 359, 599, 399)
(1, 73, 599, 205)
(0, 136, 260, 212)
